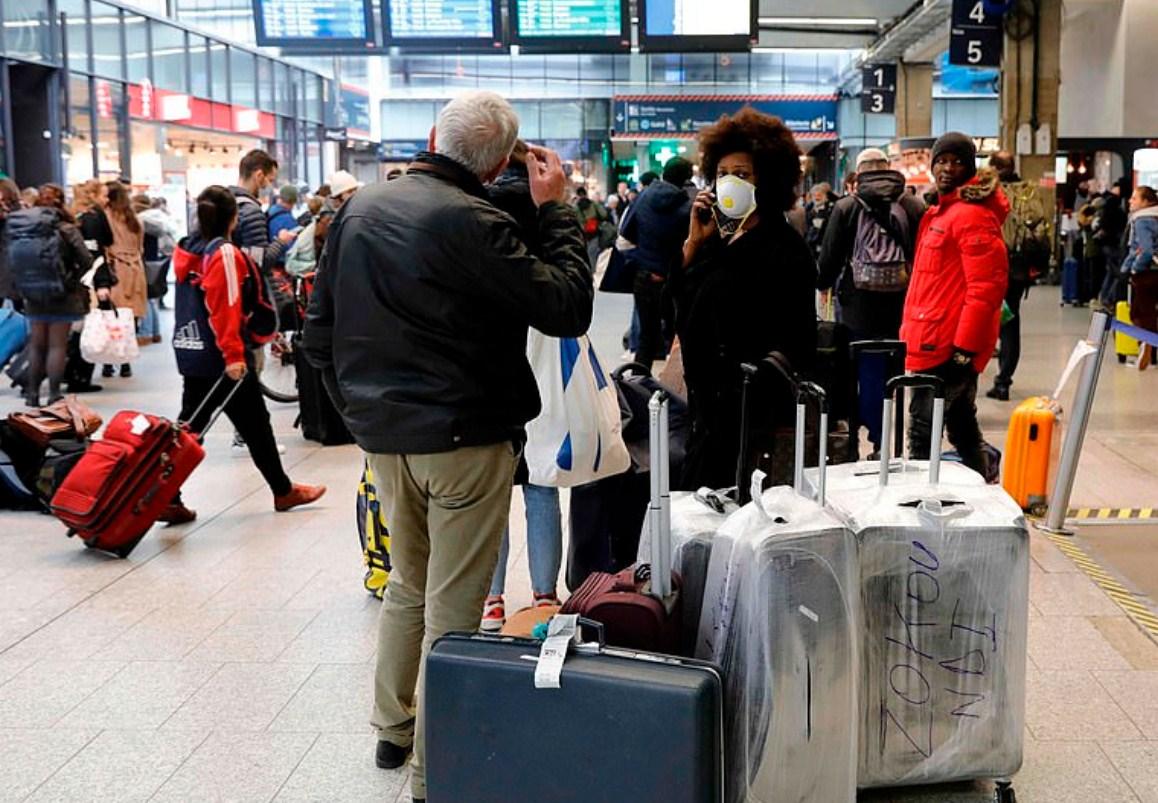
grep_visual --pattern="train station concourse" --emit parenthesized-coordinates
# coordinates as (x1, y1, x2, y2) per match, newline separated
(2, 0, 1158, 801)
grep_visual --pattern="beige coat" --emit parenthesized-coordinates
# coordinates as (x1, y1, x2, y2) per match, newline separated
(106, 211, 147, 319)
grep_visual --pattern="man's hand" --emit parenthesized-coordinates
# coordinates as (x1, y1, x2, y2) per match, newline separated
(277, 228, 297, 244)
(95, 288, 111, 302)
(527, 146, 567, 207)
(225, 362, 248, 381)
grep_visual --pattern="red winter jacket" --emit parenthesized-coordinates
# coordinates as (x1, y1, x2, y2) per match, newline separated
(901, 169, 1010, 373)
(172, 239, 250, 368)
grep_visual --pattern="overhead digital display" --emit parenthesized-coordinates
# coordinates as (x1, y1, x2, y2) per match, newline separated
(384, 0, 505, 51)
(252, 0, 374, 49)
(512, 0, 630, 52)
(638, 0, 755, 52)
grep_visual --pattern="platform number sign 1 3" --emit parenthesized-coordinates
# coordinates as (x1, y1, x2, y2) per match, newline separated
(861, 64, 897, 115)
(950, 0, 1003, 67)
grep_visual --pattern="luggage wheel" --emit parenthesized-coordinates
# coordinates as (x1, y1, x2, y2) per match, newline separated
(1029, 502, 1049, 518)
(994, 781, 1016, 803)
(1118, 354, 1128, 364)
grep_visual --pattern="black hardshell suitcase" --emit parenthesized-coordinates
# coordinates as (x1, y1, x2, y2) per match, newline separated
(293, 333, 354, 445)
(425, 631, 724, 803)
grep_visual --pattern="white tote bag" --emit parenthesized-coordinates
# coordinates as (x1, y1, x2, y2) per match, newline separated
(524, 332, 631, 488)
(80, 307, 140, 365)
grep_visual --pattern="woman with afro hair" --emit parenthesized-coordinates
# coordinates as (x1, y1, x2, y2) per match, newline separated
(670, 106, 818, 491)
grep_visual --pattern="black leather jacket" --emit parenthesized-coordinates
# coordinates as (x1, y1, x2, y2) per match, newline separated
(302, 152, 593, 454)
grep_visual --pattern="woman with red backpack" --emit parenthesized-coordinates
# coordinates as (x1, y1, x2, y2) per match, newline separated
(158, 185, 325, 525)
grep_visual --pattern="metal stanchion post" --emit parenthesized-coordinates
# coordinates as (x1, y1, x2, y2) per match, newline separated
(1038, 311, 1112, 535)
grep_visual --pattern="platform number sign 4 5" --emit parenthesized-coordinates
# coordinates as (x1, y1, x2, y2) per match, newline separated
(862, 64, 897, 115)
(950, 0, 1003, 67)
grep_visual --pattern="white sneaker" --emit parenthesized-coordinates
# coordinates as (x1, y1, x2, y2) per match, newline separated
(231, 436, 287, 456)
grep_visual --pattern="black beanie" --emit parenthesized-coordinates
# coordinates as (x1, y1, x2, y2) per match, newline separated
(931, 132, 977, 179)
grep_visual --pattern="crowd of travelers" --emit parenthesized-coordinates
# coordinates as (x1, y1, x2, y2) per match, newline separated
(5, 87, 1158, 803)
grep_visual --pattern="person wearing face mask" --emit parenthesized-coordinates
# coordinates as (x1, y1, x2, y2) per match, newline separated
(901, 133, 1009, 478)
(670, 107, 818, 491)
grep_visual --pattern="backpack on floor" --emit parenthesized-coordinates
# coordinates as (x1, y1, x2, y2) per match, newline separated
(356, 461, 391, 599)
(850, 196, 911, 292)
(7, 207, 67, 305)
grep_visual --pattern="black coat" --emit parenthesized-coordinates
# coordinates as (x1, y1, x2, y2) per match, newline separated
(620, 180, 691, 279)
(227, 186, 287, 274)
(671, 215, 818, 490)
(816, 169, 925, 295)
(303, 152, 593, 455)
(77, 207, 114, 259)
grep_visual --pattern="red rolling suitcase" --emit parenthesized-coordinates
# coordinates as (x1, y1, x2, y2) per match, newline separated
(50, 376, 241, 558)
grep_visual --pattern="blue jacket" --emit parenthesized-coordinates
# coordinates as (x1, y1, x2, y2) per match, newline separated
(620, 180, 692, 279)
(267, 203, 298, 241)
(1122, 206, 1158, 274)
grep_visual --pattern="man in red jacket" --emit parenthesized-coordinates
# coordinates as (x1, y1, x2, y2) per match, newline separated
(901, 133, 1009, 476)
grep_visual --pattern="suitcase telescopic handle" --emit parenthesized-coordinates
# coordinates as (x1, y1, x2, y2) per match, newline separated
(648, 390, 672, 600)
(736, 352, 797, 503)
(182, 373, 245, 444)
(794, 381, 828, 505)
(879, 373, 945, 488)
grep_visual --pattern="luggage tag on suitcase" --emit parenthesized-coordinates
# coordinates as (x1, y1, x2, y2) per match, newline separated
(534, 614, 581, 689)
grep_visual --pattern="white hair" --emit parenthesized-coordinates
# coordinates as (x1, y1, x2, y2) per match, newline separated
(435, 91, 520, 179)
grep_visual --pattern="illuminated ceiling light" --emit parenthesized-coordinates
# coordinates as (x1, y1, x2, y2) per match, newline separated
(759, 17, 876, 26)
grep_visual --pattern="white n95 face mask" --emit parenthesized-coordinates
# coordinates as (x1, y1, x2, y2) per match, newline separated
(715, 174, 757, 220)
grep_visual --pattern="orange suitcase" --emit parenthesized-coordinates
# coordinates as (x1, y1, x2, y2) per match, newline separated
(1002, 396, 1061, 515)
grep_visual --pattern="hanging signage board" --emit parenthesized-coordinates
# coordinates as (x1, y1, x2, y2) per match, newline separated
(612, 95, 838, 139)
(861, 64, 897, 115)
(950, 0, 1003, 67)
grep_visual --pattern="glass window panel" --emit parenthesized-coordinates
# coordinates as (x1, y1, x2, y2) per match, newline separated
(380, 100, 439, 140)
(582, 99, 608, 135)
(57, 0, 91, 73)
(90, 2, 124, 80)
(209, 43, 229, 101)
(681, 54, 715, 85)
(540, 100, 582, 139)
(303, 73, 322, 122)
(715, 52, 749, 86)
(782, 51, 819, 92)
(230, 48, 256, 108)
(648, 54, 682, 86)
(511, 54, 545, 84)
(510, 100, 540, 140)
(65, 76, 95, 185)
(256, 57, 273, 111)
(544, 55, 579, 88)
(2, 0, 52, 63)
(188, 34, 208, 97)
(276, 63, 294, 116)
(753, 52, 783, 89)
(124, 13, 149, 83)
(154, 27, 188, 93)
(94, 79, 125, 178)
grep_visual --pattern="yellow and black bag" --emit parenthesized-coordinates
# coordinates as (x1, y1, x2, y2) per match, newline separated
(356, 461, 391, 599)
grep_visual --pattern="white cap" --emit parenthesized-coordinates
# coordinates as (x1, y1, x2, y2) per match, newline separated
(856, 148, 889, 170)
(328, 170, 364, 198)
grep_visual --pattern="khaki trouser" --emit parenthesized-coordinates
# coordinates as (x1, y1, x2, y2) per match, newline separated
(367, 442, 518, 800)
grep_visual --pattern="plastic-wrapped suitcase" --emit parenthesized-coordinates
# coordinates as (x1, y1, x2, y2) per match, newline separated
(694, 381, 859, 803)
(823, 376, 1028, 797)
(425, 628, 724, 803)
(50, 376, 241, 558)
(1002, 396, 1060, 515)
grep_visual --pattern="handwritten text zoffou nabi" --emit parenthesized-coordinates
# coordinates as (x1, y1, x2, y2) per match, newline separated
(880, 540, 999, 760)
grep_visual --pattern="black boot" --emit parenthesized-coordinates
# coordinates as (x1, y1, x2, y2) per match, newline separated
(375, 740, 411, 770)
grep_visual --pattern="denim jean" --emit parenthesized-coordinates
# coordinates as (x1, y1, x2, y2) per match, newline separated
(489, 483, 563, 596)
(141, 299, 161, 339)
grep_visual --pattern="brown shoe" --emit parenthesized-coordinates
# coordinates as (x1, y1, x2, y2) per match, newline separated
(274, 483, 327, 512)
(157, 503, 197, 525)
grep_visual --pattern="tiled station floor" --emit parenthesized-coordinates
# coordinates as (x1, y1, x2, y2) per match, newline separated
(1, 286, 1157, 802)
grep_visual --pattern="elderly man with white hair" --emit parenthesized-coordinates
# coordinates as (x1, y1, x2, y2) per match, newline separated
(302, 91, 591, 803)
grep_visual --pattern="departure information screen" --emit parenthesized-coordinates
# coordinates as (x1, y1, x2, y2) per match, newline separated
(644, 0, 750, 36)
(252, 0, 373, 47)
(516, 0, 623, 38)
(386, 0, 499, 39)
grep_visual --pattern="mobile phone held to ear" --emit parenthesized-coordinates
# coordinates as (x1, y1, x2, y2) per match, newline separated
(696, 205, 713, 224)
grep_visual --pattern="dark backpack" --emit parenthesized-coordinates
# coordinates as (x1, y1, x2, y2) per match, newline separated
(850, 197, 911, 292)
(6, 208, 66, 304)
